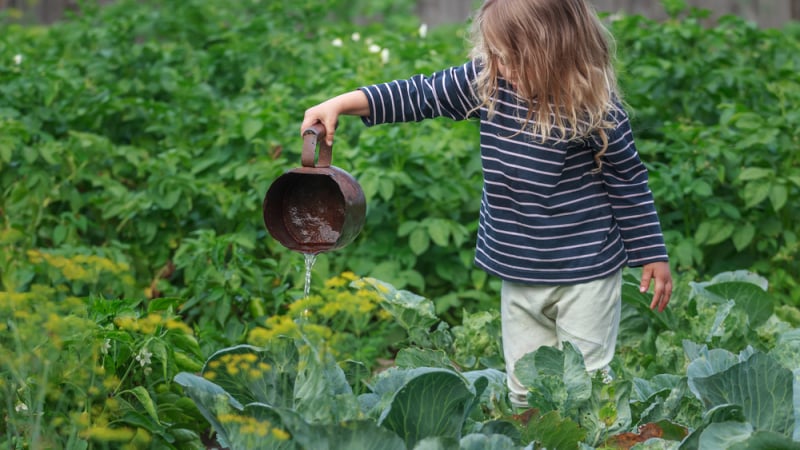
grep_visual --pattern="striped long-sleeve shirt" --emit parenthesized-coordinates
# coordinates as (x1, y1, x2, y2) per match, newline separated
(359, 60, 669, 285)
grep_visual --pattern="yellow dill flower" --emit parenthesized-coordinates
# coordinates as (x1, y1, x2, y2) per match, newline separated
(302, 324, 332, 341)
(272, 428, 291, 441)
(217, 413, 241, 425)
(114, 316, 138, 332)
(26, 249, 44, 264)
(323, 276, 348, 289)
(62, 262, 90, 281)
(105, 397, 120, 412)
(247, 327, 273, 347)
(375, 284, 390, 294)
(265, 315, 299, 337)
(204, 371, 217, 381)
(287, 296, 322, 317)
(103, 375, 121, 390)
(318, 301, 343, 318)
(75, 411, 91, 427)
(138, 313, 162, 335)
(341, 271, 358, 281)
(81, 426, 136, 442)
(164, 318, 193, 335)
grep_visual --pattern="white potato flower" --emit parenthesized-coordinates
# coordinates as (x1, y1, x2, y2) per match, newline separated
(135, 348, 153, 367)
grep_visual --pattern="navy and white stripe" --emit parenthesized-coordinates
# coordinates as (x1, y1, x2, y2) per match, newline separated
(359, 60, 669, 285)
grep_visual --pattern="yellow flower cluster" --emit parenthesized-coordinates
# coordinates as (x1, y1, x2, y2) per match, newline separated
(247, 315, 300, 347)
(164, 318, 194, 335)
(113, 313, 194, 337)
(114, 313, 162, 335)
(244, 272, 399, 354)
(25, 249, 134, 285)
(217, 413, 290, 440)
(204, 352, 271, 381)
(322, 271, 358, 288)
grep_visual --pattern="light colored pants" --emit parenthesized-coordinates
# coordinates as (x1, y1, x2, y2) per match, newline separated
(501, 270, 622, 408)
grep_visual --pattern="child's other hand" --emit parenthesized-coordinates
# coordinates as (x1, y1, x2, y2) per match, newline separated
(639, 261, 672, 312)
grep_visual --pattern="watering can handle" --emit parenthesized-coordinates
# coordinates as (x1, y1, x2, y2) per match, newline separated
(302, 123, 332, 168)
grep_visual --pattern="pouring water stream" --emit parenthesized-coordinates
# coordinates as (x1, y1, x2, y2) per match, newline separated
(303, 253, 317, 299)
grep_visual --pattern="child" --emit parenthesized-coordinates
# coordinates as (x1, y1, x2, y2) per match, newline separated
(301, 0, 672, 408)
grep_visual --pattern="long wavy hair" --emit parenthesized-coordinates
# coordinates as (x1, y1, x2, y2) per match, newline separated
(469, 0, 619, 165)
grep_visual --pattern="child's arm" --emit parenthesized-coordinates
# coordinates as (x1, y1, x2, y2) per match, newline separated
(596, 106, 673, 312)
(302, 62, 480, 146)
(301, 90, 370, 146)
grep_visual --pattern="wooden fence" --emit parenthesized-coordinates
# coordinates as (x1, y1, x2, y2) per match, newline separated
(418, 0, 800, 27)
(2, 0, 799, 28)
(593, 0, 799, 28)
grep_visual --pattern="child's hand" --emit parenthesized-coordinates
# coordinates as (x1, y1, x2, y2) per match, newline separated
(301, 101, 340, 146)
(300, 91, 370, 147)
(639, 261, 672, 312)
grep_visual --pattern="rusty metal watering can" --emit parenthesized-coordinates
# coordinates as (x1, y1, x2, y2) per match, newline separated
(263, 123, 366, 254)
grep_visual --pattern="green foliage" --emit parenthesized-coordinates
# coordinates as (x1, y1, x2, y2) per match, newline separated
(2, 0, 800, 448)
(3, 0, 800, 317)
(609, 10, 800, 301)
(172, 274, 800, 449)
(0, 289, 207, 449)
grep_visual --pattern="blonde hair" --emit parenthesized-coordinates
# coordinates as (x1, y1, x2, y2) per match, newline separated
(469, 0, 619, 164)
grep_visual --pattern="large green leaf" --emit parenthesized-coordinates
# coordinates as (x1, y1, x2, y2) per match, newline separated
(514, 342, 592, 414)
(291, 418, 407, 450)
(686, 346, 753, 390)
(704, 283, 774, 328)
(173, 372, 244, 448)
(458, 433, 518, 450)
(411, 437, 460, 449)
(729, 431, 800, 450)
(358, 277, 439, 333)
(679, 404, 748, 450)
(689, 271, 773, 328)
(520, 409, 586, 449)
(216, 403, 297, 450)
(462, 369, 508, 409)
(200, 342, 298, 408)
(293, 342, 359, 423)
(377, 368, 481, 449)
(698, 423, 800, 450)
(688, 351, 795, 437)
(631, 375, 697, 426)
(697, 422, 755, 449)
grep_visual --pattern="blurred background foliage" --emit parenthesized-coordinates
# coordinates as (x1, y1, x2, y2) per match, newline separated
(0, 0, 798, 332)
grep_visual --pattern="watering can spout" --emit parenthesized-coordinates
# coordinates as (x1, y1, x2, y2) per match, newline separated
(263, 123, 366, 254)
